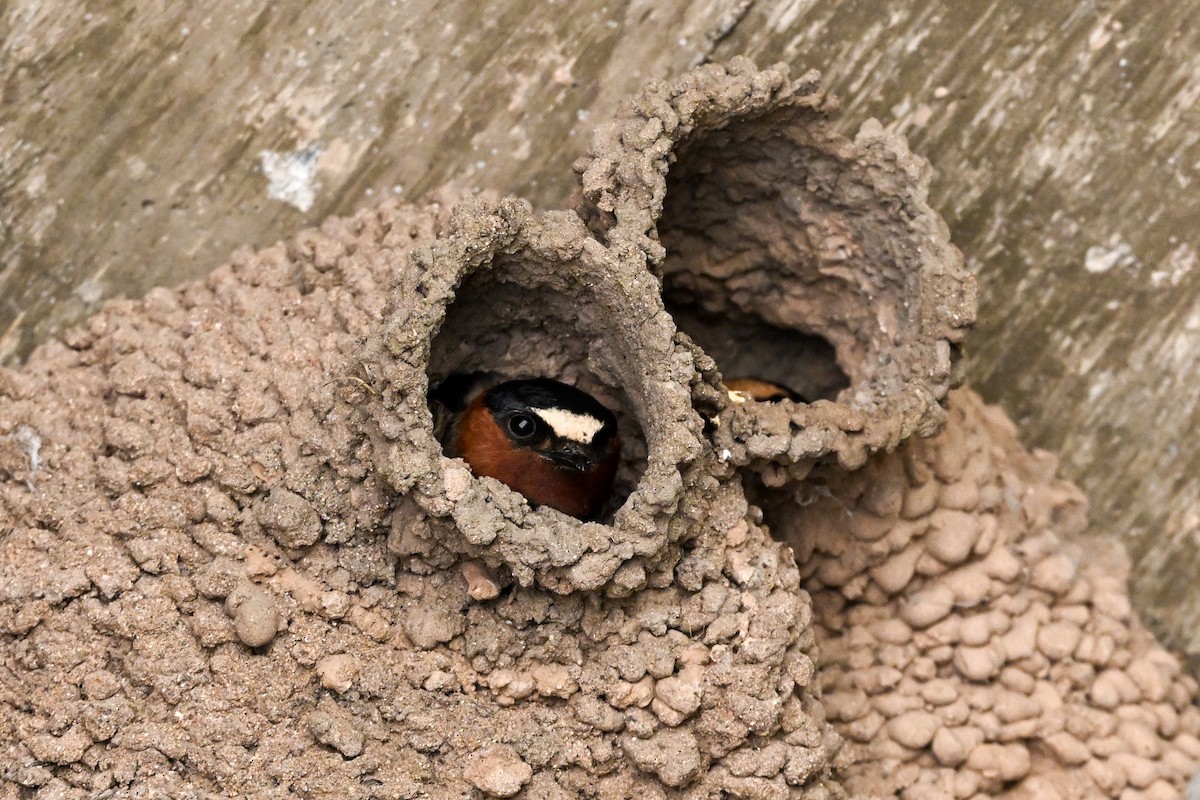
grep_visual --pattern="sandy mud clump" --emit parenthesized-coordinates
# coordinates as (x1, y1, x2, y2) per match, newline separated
(784, 389, 1200, 799)
(0, 58, 1196, 799)
(0, 193, 841, 798)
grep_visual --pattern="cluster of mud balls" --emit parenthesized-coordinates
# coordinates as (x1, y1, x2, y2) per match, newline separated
(785, 390, 1200, 799)
(2, 56, 1200, 800)
(0, 197, 847, 799)
(1, 194, 1197, 800)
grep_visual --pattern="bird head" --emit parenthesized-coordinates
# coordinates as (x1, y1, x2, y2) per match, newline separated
(482, 378, 619, 473)
(444, 376, 621, 519)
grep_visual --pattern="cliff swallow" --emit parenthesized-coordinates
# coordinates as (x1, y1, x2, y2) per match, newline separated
(725, 377, 807, 404)
(431, 375, 620, 520)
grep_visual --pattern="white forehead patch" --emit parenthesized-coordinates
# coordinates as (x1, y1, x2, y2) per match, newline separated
(531, 407, 605, 444)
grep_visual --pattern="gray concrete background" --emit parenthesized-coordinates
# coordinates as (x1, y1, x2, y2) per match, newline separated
(2, 0, 1199, 663)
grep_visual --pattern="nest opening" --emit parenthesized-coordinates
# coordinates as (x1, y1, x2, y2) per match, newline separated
(655, 110, 922, 408)
(665, 297, 850, 403)
(426, 264, 648, 521)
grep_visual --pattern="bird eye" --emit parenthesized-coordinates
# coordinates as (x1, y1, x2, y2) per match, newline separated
(507, 413, 537, 439)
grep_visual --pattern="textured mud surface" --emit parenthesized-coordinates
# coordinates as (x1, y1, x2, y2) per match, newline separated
(0, 60, 1196, 799)
(797, 390, 1200, 799)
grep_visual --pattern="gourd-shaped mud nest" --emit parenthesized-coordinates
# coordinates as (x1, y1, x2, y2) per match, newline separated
(1, 59, 1198, 800)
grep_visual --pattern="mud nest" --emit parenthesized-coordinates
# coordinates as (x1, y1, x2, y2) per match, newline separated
(2, 59, 1197, 800)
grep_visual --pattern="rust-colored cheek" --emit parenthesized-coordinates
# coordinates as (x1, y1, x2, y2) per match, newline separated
(454, 398, 618, 519)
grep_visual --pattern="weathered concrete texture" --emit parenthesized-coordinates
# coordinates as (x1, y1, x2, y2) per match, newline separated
(0, 0, 748, 362)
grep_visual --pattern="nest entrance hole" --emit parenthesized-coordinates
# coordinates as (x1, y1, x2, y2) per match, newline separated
(666, 299, 850, 403)
(653, 115, 869, 404)
(427, 265, 647, 520)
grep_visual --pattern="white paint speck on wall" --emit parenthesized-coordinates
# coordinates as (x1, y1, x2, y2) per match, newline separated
(1083, 236, 1137, 274)
(259, 144, 324, 212)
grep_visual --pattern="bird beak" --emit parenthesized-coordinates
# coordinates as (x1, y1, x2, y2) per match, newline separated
(547, 443, 593, 472)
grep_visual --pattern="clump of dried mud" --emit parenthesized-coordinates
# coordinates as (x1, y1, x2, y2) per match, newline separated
(793, 390, 1200, 799)
(1, 58, 1196, 800)
(0, 193, 837, 799)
